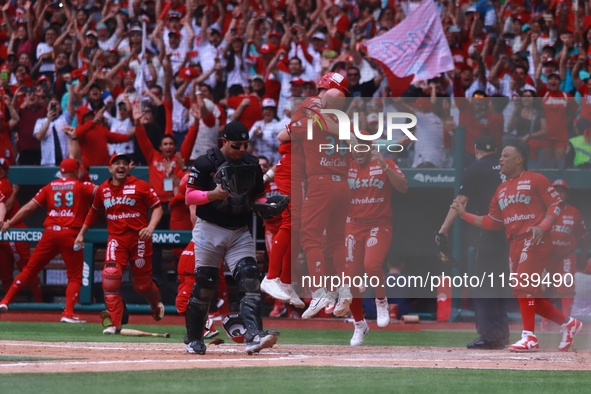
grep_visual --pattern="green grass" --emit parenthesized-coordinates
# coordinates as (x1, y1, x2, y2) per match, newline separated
(1, 367, 591, 394)
(0, 356, 72, 362)
(1, 321, 588, 350)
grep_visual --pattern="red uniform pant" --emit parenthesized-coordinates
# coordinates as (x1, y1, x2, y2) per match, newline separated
(0, 241, 42, 301)
(103, 234, 160, 328)
(509, 235, 553, 298)
(300, 176, 350, 289)
(1, 228, 83, 315)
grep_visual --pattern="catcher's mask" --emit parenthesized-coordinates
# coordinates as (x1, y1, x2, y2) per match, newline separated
(216, 164, 257, 196)
(222, 312, 247, 343)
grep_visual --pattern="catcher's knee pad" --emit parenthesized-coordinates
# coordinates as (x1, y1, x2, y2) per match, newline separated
(102, 262, 122, 293)
(132, 273, 157, 296)
(234, 257, 260, 293)
(190, 266, 220, 300)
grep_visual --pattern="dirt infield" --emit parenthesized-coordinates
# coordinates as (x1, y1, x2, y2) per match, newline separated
(2, 340, 591, 374)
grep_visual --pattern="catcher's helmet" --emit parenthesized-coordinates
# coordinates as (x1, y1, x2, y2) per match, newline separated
(179, 173, 190, 195)
(318, 72, 350, 95)
(222, 312, 247, 343)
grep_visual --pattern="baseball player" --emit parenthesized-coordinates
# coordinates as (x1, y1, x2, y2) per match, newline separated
(342, 138, 408, 346)
(287, 74, 356, 319)
(0, 158, 96, 323)
(452, 144, 583, 351)
(75, 153, 165, 334)
(184, 121, 278, 355)
(438, 136, 510, 350)
(0, 158, 42, 302)
(259, 134, 306, 309)
(547, 179, 588, 317)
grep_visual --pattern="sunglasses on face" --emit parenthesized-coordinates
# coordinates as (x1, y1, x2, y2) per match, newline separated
(230, 142, 248, 150)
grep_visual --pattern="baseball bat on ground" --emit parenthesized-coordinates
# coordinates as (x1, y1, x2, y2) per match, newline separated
(120, 328, 170, 338)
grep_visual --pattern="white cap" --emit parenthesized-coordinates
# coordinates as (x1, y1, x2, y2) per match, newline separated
(367, 113, 379, 123)
(312, 32, 326, 40)
(262, 98, 277, 108)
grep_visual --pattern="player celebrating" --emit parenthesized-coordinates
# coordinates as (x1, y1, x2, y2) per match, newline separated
(75, 153, 165, 334)
(342, 138, 408, 345)
(184, 121, 279, 355)
(548, 179, 588, 317)
(452, 145, 583, 352)
(0, 159, 96, 323)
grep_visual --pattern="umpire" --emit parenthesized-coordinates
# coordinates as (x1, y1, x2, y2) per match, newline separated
(183, 121, 279, 355)
(438, 136, 510, 349)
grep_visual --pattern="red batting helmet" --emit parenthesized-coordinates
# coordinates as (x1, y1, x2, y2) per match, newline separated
(552, 179, 569, 189)
(221, 312, 247, 343)
(318, 72, 350, 95)
(179, 173, 189, 195)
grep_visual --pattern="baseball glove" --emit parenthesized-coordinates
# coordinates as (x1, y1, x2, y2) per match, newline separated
(253, 195, 290, 220)
(435, 233, 456, 266)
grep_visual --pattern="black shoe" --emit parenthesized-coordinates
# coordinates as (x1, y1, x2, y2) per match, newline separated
(186, 339, 207, 355)
(245, 330, 279, 355)
(467, 337, 505, 350)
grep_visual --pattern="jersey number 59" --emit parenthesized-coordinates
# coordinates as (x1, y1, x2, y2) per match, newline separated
(54, 191, 74, 207)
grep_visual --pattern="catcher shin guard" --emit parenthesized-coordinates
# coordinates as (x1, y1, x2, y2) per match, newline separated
(234, 258, 263, 340)
(103, 263, 124, 328)
(185, 267, 219, 343)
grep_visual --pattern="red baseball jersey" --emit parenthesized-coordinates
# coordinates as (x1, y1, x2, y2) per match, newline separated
(551, 204, 588, 256)
(32, 178, 96, 228)
(347, 158, 403, 221)
(488, 171, 562, 238)
(290, 97, 350, 177)
(88, 176, 161, 235)
(0, 177, 26, 228)
(543, 91, 576, 141)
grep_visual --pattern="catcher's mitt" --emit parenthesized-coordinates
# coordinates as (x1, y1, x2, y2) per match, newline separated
(435, 233, 456, 266)
(253, 194, 290, 220)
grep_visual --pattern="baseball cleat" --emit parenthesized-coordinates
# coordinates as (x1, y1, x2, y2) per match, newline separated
(208, 311, 222, 321)
(186, 339, 207, 355)
(288, 286, 305, 309)
(60, 314, 87, 323)
(261, 277, 291, 302)
(103, 326, 121, 335)
(302, 288, 335, 319)
(0, 304, 8, 313)
(350, 320, 370, 346)
(269, 301, 287, 318)
(204, 318, 219, 339)
(333, 286, 353, 317)
(245, 330, 279, 355)
(151, 302, 165, 321)
(559, 317, 583, 351)
(375, 298, 390, 327)
(509, 331, 539, 352)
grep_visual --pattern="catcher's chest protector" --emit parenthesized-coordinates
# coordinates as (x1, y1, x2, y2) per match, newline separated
(207, 148, 258, 215)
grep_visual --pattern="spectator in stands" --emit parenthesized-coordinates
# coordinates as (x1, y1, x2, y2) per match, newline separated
(33, 87, 75, 167)
(13, 85, 47, 165)
(249, 98, 281, 165)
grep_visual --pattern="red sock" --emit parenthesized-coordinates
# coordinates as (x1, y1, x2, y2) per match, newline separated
(2, 270, 32, 305)
(561, 297, 573, 317)
(518, 297, 536, 332)
(268, 229, 290, 280)
(64, 282, 82, 315)
(535, 298, 567, 325)
(350, 298, 364, 322)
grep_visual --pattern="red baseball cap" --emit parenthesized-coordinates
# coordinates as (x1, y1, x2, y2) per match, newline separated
(60, 158, 79, 174)
(110, 153, 132, 165)
(123, 70, 136, 78)
(410, 98, 433, 112)
(37, 75, 51, 85)
(552, 179, 569, 189)
(168, 30, 182, 38)
(260, 43, 276, 54)
(179, 67, 200, 81)
(0, 157, 10, 171)
(269, 31, 281, 38)
(290, 78, 306, 86)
